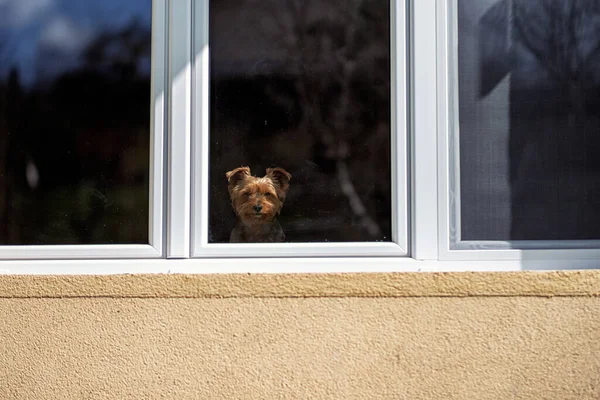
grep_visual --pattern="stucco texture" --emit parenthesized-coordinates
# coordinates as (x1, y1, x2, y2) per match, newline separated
(1, 272, 599, 399)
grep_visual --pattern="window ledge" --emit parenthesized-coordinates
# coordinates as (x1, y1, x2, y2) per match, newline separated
(0, 263, 599, 299)
(0, 257, 599, 276)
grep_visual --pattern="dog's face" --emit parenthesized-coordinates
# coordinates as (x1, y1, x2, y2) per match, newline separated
(226, 166, 291, 225)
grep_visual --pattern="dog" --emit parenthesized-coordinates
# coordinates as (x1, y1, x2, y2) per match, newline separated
(226, 166, 292, 243)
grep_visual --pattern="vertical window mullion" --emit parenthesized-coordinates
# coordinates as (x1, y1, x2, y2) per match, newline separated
(411, 0, 440, 260)
(167, 0, 193, 258)
(391, 0, 409, 254)
(191, 0, 210, 257)
(149, 0, 168, 256)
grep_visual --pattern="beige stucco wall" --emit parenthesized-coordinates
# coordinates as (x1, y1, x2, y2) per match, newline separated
(1, 272, 599, 399)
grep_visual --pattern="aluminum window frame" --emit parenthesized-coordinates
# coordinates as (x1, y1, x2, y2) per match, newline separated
(435, 0, 600, 264)
(190, 0, 409, 258)
(0, 0, 168, 260)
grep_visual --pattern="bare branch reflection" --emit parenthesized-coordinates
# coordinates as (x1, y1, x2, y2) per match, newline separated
(209, 0, 391, 243)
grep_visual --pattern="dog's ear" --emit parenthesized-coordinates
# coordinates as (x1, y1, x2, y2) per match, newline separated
(226, 166, 251, 188)
(266, 167, 291, 200)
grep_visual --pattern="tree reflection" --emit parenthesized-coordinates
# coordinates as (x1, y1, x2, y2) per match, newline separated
(209, 0, 391, 242)
(0, 19, 151, 244)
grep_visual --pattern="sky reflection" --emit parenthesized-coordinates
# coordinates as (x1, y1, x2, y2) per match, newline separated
(0, 0, 151, 85)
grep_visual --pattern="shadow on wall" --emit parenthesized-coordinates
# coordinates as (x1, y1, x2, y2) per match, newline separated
(460, 0, 600, 242)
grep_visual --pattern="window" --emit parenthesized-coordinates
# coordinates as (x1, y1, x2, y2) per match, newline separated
(191, 0, 408, 257)
(0, 0, 598, 272)
(455, 0, 600, 245)
(436, 0, 600, 266)
(209, 0, 392, 244)
(0, 0, 164, 259)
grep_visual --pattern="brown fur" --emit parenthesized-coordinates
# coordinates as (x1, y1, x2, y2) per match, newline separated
(226, 166, 292, 243)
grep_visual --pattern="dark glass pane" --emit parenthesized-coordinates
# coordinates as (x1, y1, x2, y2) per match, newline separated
(209, 0, 391, 243)
(458, 0, 600, 241)
(0, 0, 152, 244)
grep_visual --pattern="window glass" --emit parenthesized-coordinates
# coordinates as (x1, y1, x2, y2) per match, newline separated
(456, 0, 600, 243)
(0, 0, 152, 244)
(209, 0, 391, 243)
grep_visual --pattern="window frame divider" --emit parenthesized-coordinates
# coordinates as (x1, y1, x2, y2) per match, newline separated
(411, 0, 440, 261)
(166, 0, 193, 258)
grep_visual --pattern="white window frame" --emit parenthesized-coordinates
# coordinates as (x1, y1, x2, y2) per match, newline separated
(1, 0, 599, 273)
(190, 0, 409, 258)
(0, 0, 167, 260)
(167, 0, 192, 258)
(435, 0, 600, 267)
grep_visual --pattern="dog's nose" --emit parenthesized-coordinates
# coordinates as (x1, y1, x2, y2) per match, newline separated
(253, 205, 263, 213)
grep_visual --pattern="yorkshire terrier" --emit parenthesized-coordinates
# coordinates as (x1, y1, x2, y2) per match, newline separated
(226, 166, 292, 243)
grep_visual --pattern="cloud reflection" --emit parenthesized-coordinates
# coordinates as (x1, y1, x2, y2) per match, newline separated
(0, 0, 54, 27)
(40, 15, 92, 53)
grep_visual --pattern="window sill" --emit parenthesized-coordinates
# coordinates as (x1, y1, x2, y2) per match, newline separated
(0, 257, 598, 275)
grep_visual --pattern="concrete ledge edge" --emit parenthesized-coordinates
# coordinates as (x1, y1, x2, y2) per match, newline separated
(0, 271, 599, 298)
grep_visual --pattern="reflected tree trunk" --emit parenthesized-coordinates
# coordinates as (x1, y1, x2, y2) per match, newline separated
(273, 0, 383, 238)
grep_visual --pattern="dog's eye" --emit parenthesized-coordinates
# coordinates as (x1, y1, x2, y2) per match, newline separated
(264, 192, 271, 197)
